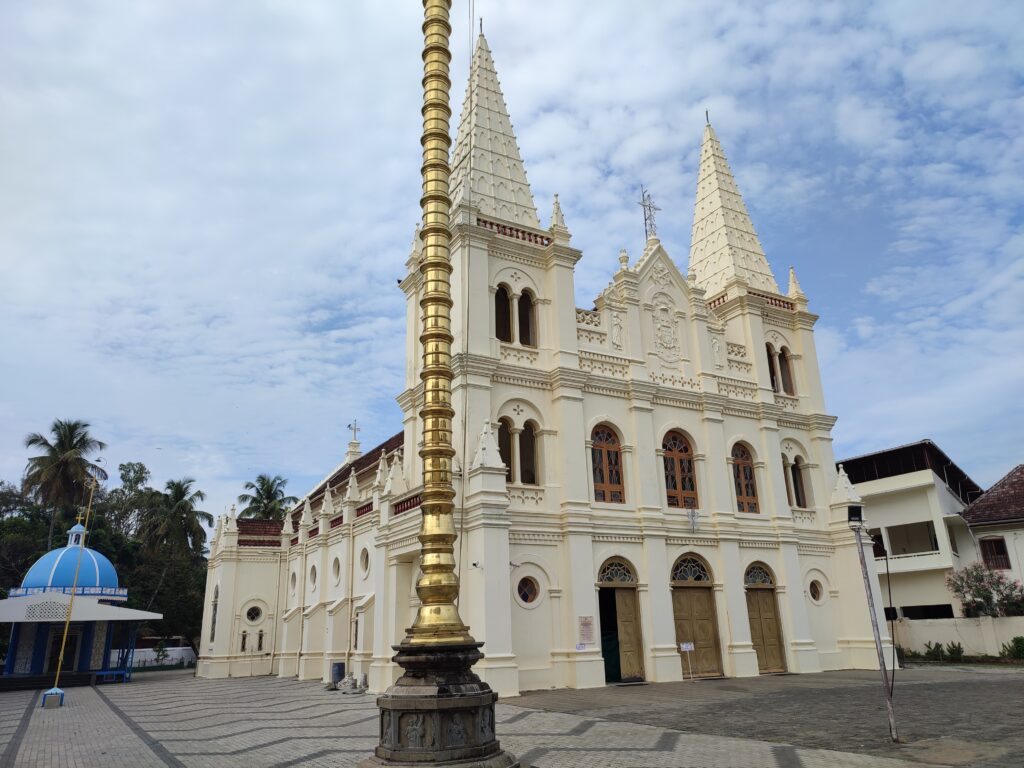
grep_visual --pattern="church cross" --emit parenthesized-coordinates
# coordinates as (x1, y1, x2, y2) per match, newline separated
(638, 186, 660, 239)
(347, 420, 360, 443)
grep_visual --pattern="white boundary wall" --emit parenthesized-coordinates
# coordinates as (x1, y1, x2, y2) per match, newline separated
(893, 616, 1024, 656)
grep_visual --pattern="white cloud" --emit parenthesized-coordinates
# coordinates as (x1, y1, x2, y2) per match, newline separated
(1, 0, 1022, 514)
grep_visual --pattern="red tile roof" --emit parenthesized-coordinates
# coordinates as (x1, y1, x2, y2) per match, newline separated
(290, 430, 405, 524)
(965, 464, 1024, 526)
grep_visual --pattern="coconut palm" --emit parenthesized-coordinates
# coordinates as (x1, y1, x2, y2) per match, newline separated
(23, 419, 108, 549)
(139, 478, 211, 609)
(237, 474, 298, 521)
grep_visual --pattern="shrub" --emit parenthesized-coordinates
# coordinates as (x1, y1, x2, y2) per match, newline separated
(1001, 636, 1024, 660)
(924, 641, 945, 661)
(946, 563, 1024, 617)
(944, 641, 964, 662)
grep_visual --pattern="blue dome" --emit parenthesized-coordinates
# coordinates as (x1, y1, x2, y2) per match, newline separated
(20, 545, 119, 590)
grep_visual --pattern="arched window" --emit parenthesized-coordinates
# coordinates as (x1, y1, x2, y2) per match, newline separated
(520, 421, 538, 485)
(790, 457, 808, 508)
(210, 586, 219, 643)
(663, 431, 699, 509)
(779, 347, 795, 395)
(671, 555, 711, 583)
(765, 343, 779, 393)
(599, 558, 636, 583)
(518, 290, 536, 347)
(240, 630, 248, 652)
(497, 418, 514, 483)
(732, 444, 759, 514)
(495, 284, 513, 343)
(745, 563, 775, 586)
(592, 425, 625, 503)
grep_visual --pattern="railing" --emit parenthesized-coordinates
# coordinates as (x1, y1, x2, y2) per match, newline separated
(393, 493, 422, 516)
(983, 554, 1012, 570)
(238, 538, 281, 548)
(8, 586, 128, 598)
(476, 217, 551, 246)
(330, 514, 345, 529)
(749, 291, 795, 310)
(308, 526, 319, 538)
(356, 502, 373, 517)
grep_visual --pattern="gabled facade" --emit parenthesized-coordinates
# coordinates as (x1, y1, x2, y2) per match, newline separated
(198, 33, 888, 695)
(965, 463, 1024, 585)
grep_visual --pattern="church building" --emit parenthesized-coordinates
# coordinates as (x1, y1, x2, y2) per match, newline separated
(197, 33, 889, 696)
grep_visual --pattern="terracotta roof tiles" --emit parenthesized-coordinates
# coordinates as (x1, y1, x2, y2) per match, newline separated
(965, 464, 1024, 526)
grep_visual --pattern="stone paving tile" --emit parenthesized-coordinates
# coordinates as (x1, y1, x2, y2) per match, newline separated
(9, 686, 165, 768)
(4, 668, 1013, 767)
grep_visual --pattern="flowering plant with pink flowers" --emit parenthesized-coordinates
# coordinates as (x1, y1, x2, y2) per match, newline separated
(946, 563, 1024, 617)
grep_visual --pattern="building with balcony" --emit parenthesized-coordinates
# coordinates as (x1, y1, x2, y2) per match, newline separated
(840, 441, 983, 619)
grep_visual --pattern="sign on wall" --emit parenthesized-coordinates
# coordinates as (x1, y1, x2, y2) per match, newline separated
(577, 615, 595, 645)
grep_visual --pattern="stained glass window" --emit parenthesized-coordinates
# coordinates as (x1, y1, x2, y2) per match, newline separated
(517, 577, 539, 603)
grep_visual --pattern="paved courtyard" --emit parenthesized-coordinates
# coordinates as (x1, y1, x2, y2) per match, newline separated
(0, 666, 1020, 768)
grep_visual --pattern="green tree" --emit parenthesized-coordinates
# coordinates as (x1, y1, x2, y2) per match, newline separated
(237, 473, 298, 521)
(23, 419, 108, 549)
(104, 462, 151, 537)
(139, 478, 211, 610)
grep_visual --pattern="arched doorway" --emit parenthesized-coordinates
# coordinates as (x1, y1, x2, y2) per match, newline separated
(670, 555, 723, 678)
(745, 563, 786, 673)
(597, 558, 644, 683)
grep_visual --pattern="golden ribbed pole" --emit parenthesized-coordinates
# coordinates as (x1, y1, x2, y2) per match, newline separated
(406, 0, 473, 645)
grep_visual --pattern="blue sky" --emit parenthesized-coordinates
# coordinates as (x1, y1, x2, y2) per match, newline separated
(2, 1, 1022, 516)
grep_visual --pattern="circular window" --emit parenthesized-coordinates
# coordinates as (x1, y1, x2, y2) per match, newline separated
(246, 606, 262, 623)
(517, 577, 539, 604)
(809, 580, 823, 603)
(310, 564, 317, 590)
(360, 548, 370, 576)
(290, 571, 297, 593)
(332, 557, 341, 584)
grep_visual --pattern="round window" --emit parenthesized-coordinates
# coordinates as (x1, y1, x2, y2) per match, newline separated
(332, 557, 341, 584)
(246, 606, 262, 623)
(809, 580, 823, 603)
(517, 577, 539, 604)
(360, 548, 370, 575)
(310, 564, 317, 589)
(290, 571, 297, 593)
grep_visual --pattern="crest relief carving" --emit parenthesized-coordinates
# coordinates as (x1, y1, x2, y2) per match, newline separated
(651, 292, 681, 363)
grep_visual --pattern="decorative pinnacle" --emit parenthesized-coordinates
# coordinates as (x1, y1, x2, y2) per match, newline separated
(550, 193, 566, 230)
(618, 248, 630, 271)
(638, 185, 660, 240)
(788, 266, 807, 299)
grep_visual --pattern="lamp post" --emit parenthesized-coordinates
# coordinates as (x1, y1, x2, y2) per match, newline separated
(848, 503, 899, 743)
(360, 3, 517, 766)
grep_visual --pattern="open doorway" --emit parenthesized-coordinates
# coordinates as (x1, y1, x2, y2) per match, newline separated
(597, 558, 644, 683)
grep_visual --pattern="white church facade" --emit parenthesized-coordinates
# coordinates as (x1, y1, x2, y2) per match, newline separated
(197, 34, 889, 696)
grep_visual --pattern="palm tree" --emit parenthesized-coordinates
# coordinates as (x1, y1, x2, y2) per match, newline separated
(23, 419, 108, 549)
(237, 474, 298, 521)
(139, 478, 212, 609)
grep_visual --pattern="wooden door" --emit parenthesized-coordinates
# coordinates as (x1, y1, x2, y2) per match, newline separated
(672, 588, 723, 677)
(746, 589, 786, 673)
(614, 589, 645, 681)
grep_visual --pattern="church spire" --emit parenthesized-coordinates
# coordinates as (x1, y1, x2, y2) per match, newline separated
(688, 123, 779, 296)
(449, 33, 540, 228)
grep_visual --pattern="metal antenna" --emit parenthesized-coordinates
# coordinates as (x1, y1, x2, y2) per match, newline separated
(638, 186, 661, 240)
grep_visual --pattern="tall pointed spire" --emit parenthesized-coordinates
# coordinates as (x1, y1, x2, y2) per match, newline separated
(688, 123, 779, 296)
(450, 33, 540, 228)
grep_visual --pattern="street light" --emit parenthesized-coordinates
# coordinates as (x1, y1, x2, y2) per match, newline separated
(848, 503, 899, 743)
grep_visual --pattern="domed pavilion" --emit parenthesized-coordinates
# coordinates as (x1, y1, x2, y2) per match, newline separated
(1, 523, 162, 685)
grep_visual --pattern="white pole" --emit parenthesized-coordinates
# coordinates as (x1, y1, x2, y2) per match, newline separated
(854, 525, 899, 742)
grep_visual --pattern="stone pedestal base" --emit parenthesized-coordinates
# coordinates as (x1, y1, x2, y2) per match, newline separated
(359, 643, 519, 768)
